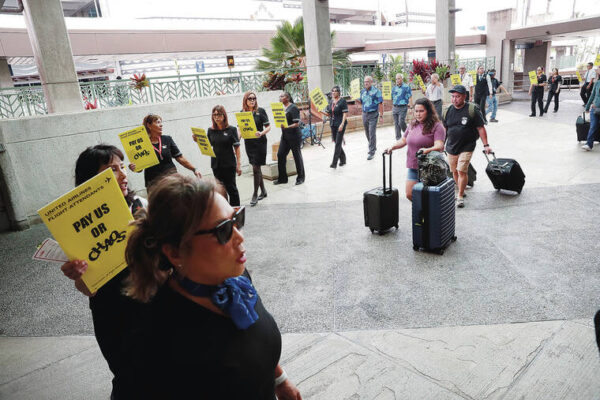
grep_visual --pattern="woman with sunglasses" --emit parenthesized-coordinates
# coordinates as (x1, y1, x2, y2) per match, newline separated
(60, 144, 148, 398)
(274, 92, 305, 186)
(129, 114, 202, 188)
(204, 105, 242, 206)
(122, 175, 302, 399)
(323, 85, 348, 168)
(240, 91, 270, 206)
(384, 97, 446, 201)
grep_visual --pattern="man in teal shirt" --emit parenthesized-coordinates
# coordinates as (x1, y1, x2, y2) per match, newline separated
(360, 76, 384, 160)
(391, 73, 413, 140)
(582, 65, 600, 151)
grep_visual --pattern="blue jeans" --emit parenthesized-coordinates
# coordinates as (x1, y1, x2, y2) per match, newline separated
(587, 110, 600, 149)
(486, 95, 498, 119)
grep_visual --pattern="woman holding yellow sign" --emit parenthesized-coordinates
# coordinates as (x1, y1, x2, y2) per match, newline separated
(274, 92, 305, 186)
(129, 114, 202, 188)
(240, 91, 270, 206)
(207, 105, 242, 206)
(60, 144, 148, 398)
(528, 67, 547, 117)
(323, 85, 348, 168)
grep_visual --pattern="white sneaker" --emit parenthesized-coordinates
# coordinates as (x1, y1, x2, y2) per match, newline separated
(456, 197, 465, 208)
(582, 144, 592, 151)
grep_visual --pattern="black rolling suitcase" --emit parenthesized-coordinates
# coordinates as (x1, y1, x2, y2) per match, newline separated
(363, 153, 399, 234)
(576, 112, 600, 142)
(412, 177, 456, 255)
(484, 151, 525, 194)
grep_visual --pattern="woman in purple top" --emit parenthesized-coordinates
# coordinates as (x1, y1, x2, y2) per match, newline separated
(384, 97, 446, 201)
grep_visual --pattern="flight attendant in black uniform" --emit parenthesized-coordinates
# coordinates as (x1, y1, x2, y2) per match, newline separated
(207, 105, 242, 206)
(129, 114, 201, 188)
(274, 92, 305, 185)
(529, 66, 547, 117)
(323, 85, 348, 168)
(240, 91, 270, 206)
(544, 68, 562, 113)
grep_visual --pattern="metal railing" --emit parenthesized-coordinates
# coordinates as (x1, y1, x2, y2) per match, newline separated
(0, 57, 495, 119)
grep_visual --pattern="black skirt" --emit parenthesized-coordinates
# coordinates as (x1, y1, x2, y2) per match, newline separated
(244, 135, 267, 166)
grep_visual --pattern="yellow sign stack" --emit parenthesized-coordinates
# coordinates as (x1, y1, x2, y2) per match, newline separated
(235, 112, 258, 139)
(468, 70, 477, 83)
(528, 71, 538, 85)
(270, 102, 288, 128)
(37, 168, 134, 293)
(118, 126, 159, 172)
(309, 87, 328, 112)
(350, 78, 361, 100)
(415, 75, 426, 91)
(191, 127, 216, 157)
(450, 74, 462, 86)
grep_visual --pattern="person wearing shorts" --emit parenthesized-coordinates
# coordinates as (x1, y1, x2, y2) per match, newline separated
(443, 85, 493, 208)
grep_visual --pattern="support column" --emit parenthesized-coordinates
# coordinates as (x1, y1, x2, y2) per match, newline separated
(435, 0, 456, 71)
(0, 58, 13, 88)
(22, 0, 83, 114)
(501, 39, 516, 92)
(302, 0, 334, 94)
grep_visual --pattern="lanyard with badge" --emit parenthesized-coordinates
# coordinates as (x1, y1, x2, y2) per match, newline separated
(152, 136, 163, 160)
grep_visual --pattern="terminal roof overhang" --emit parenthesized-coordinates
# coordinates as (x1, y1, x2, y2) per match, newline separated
(505, 15, 600, 43)
(362, 34, 487, 52)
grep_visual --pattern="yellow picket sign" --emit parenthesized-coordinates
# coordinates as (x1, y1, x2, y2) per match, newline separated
(450, 74, 462, 86)
(595, 54, 600, 66)
(468, 70, 477, 83)
(235, 112, 258, 140)
(118, 126, 159, 172)
(528, 71, 538, 85)
(38, 168, 134, 293)
(191, 127, 216, 157)
(309, 87, 328, 112)
(416, 75, 426, 91)
(350, 78, 361, 100)
(575, 70, 582, 83)
(270, 102, 288, 128)
(382, 81, 392, 100)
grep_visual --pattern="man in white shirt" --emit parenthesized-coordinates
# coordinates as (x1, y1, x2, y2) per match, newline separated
(581, 62, 597, 106)
(458, 65, 474, 102)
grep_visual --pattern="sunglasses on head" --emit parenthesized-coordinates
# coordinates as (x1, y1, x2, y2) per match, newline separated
(194, 206, 245, 244)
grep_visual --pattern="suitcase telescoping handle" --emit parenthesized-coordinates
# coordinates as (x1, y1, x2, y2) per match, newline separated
(382, 152, 392, 193)
(482, 150, 497, 163)
(582, 112, 586, 123)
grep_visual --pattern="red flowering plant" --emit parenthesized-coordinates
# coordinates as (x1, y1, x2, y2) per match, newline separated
(130, 73, 150, 91)
(410, 59, 432, 84)
(83, 96, 97, 110)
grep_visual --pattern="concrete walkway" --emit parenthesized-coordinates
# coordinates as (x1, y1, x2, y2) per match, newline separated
(1, 91, 599, 399)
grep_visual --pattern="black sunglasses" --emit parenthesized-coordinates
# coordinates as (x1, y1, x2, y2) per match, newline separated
(195, 206, 245, 244)
(247, 97, 257, 100)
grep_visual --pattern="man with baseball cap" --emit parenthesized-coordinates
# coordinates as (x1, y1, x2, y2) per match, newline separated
(443, 85, 493, 208)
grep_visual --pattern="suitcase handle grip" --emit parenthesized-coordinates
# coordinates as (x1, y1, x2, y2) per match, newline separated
(482, 150, 497, 163)
(382, 152, 392, 193)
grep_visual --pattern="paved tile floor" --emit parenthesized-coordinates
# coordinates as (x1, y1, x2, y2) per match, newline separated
(1, 91, 599, 399)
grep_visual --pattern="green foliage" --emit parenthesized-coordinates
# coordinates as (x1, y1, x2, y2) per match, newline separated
(386, 54, 405, 81)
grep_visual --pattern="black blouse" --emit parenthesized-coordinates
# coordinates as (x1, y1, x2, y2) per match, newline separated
(548, 75, 562, 92)
(143, 135, 181, 187)
(250, 107, 270, 132)
(282, 103, 301, 135)
(207, 126, 240, 170)
(325, 98, 348, 127)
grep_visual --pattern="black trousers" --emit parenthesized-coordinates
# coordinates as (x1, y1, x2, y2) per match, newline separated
(544, 90, 560, 112)
(474, 94, 487, 122)
(331, 122, 347, 166)
(531, 90, 544, 116)
(277, 130, 305, 183)
(581, 84, 591, 105)
(213, 167, 240, 206)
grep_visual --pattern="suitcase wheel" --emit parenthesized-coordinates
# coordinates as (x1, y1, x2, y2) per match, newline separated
(378, 231, 385, 236)
(395, 225, 398, 230)
(451, 236, 457, 242)
(437, 249, 445, 255)
(370, 228, 374, 234)
(413, 245, 419, 251)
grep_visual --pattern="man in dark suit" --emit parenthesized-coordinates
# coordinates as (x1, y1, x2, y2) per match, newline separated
(473, 65, 492, 124)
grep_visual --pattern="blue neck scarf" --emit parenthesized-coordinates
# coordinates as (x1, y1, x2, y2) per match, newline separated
(174, 273, 259, 330)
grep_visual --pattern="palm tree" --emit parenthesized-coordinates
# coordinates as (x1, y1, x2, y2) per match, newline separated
(256, 17, 350, 71)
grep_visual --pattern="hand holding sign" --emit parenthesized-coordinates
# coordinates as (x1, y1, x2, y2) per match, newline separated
(309, 87, 328, 112)
(118, 126, 159, 172)
(235, 112, 258, 139)
(271, 102, 288, 128)
(191, 127, 216, 157)
(37, 168, 134, 293)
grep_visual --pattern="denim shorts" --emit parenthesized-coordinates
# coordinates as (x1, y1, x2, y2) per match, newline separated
(407, 168, 419, 181)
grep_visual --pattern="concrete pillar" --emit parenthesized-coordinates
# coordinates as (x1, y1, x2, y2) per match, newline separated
(523, 41, 551, 76)
(435, 0, 456, 71)
(302, 0, 334, 94)
(0, 58, 13, 88)
(501, 39, 516, 92)
(486, 9, 516, 75)
(22, 0, 83, 114)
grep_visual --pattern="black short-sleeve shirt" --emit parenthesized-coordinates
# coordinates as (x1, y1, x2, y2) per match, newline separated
(533, 74, 547, 93)
(444, 103, 485, 155)
(325, 98, 348, 128)
(252, 107, 270, 132)
(548, 75, 562, 92)
(207, 125, 240, 169)
(123, 272, 282, 399)
(282, 103, 301, 135)
(143, 135, 182, 187)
